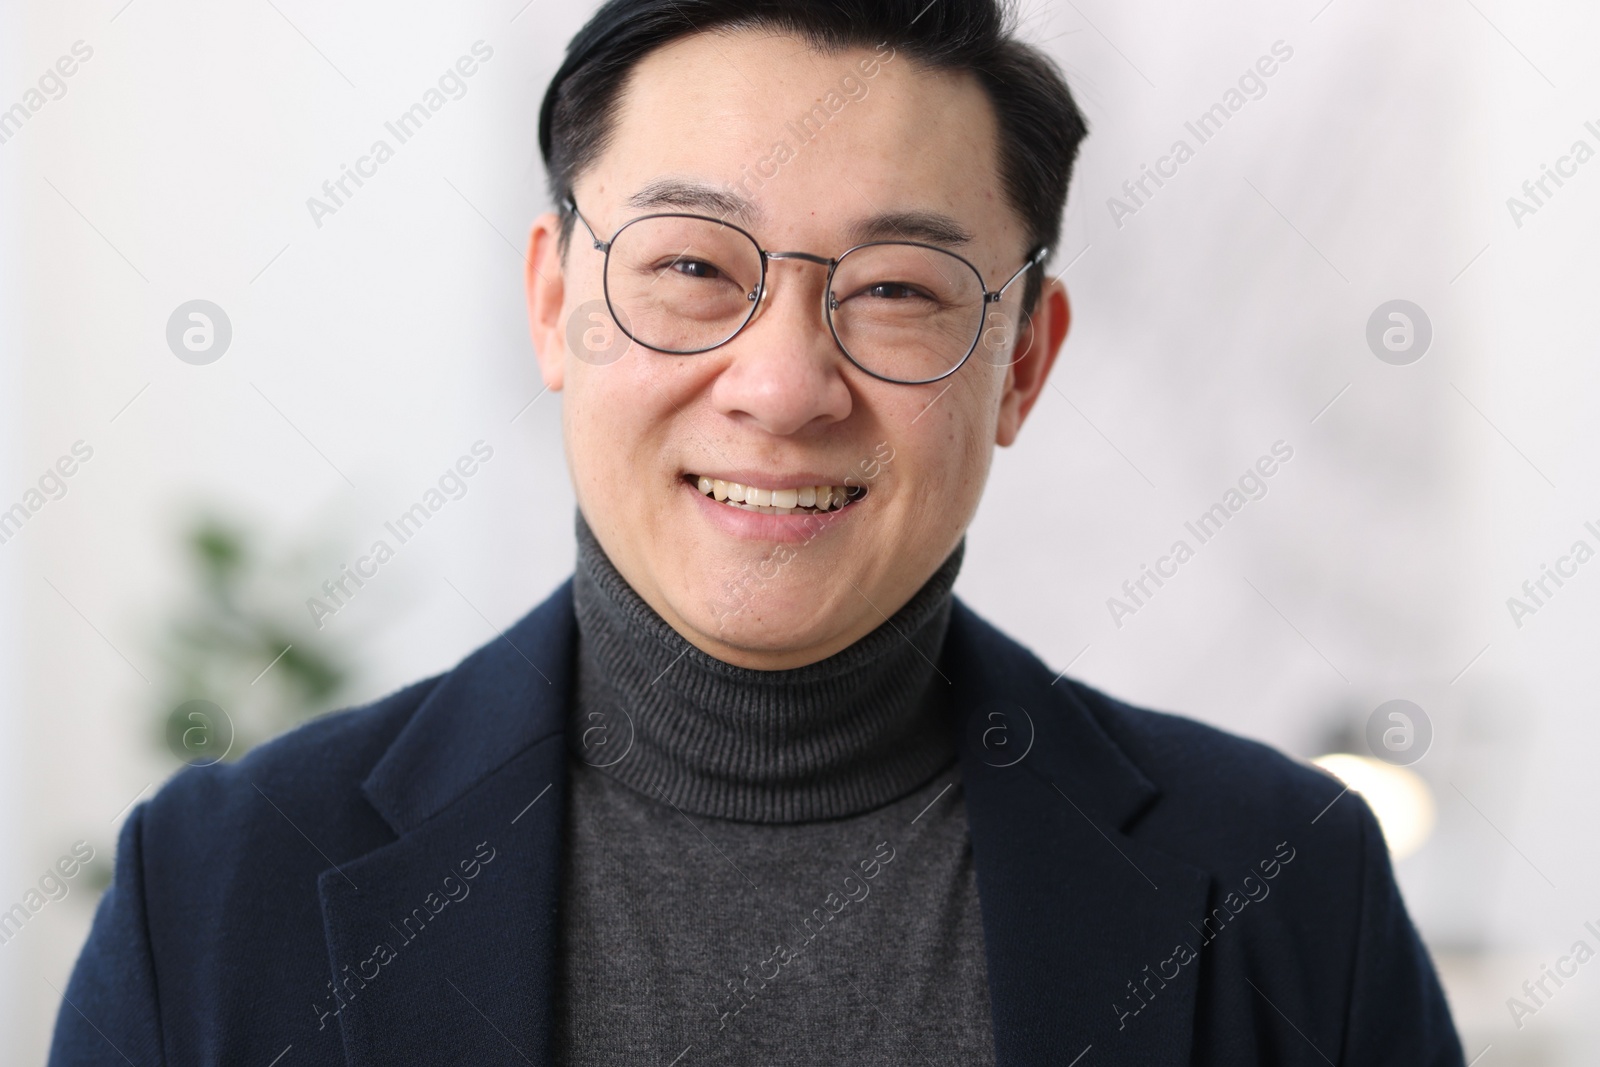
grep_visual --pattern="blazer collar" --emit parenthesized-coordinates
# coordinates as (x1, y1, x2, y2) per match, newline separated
(318, 582, 575, 1066)
(948, 599, 1213, 1067)
(360, 578, 575, 835)
(319, 582, 1214, 1067)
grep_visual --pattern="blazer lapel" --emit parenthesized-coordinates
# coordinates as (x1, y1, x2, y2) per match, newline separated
(949, 601, 1214, 1067)
(318, 581, 576, 1067)
(314, 580, 1215, 1065)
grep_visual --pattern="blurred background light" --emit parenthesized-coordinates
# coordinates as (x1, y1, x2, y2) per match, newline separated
(1312, 752, 1438, 861)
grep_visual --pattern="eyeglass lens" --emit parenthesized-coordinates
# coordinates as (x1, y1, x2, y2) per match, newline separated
(604, 215, 989, 383)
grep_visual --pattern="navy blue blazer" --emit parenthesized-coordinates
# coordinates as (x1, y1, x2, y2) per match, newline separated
(50, 581, 1463, 1065)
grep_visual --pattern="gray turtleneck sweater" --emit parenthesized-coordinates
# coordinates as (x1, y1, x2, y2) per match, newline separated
(552, 518, 994, 1065)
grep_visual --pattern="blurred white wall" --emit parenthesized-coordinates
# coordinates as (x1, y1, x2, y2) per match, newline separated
(3, 0, 1597, 1062)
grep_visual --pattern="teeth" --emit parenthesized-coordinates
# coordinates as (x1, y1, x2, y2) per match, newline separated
(692, 477, 856, 513)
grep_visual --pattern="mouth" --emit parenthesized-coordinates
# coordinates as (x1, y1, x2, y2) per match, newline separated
(684, 474, 867, 516)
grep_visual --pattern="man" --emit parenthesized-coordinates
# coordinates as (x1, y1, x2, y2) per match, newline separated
(51, 0, 1464, 1063)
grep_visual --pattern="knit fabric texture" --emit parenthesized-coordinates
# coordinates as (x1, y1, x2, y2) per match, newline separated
(552, 516, 994, 1065)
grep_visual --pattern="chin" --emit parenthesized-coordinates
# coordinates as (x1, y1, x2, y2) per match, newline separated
(689, 584, 851, 659)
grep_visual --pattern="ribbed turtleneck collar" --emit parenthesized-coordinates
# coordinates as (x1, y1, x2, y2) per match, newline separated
(569, 514, 961, 823)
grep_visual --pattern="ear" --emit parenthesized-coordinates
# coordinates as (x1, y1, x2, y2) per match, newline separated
(525, 211, 567, 392)
(995, 277, 1069, 447)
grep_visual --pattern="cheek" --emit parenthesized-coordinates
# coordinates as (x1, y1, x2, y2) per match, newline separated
(952, 383, 1002, 498)
(892, 379, 997, 510)
(939, 367, 1004, 465)
(562, 365, 638, 510)
(562, 354, 711, 485)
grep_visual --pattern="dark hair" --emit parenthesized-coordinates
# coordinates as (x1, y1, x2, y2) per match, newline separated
(538, 0, 1086, 311)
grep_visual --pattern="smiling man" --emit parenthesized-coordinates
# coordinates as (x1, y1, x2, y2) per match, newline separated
(50, 1, 1464, 1065)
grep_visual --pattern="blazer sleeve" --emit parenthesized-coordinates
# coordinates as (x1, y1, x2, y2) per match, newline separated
(1340, 796, 1464, 1066)
(48, 804, 165, 1067)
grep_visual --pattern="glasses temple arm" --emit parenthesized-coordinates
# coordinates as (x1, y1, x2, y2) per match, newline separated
(563, 195, 608, 251)
(990, 246, 1051, 301)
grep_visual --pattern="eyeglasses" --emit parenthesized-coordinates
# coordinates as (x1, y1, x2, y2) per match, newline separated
(566, 197, 1047, 386)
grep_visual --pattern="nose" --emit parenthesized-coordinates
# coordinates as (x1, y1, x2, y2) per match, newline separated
(707, 259, 853, 436)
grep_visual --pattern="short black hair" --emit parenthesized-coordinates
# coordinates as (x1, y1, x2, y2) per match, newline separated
(538, 0, 1086, 311)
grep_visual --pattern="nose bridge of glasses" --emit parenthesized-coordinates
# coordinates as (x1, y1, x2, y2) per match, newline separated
(751, 249, 839, 323)
(763, 250, 836, 268)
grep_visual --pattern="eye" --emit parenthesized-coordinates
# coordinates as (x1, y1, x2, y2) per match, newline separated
(864, 282, 924, 301)
(667, 257, 723, 280)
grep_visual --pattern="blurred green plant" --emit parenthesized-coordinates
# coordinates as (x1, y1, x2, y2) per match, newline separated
(155, 512, 353, 765)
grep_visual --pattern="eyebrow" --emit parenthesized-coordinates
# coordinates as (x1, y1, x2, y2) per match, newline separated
(627, 179, 762, 225)
(846, 211, 973, 248)
(625, 178, 974, 252)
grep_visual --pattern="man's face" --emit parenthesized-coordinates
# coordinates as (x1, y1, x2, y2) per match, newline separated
(527, 29, 1067, 669)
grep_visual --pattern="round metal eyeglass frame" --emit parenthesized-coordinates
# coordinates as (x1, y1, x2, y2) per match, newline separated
(565, 196, 1049, 386)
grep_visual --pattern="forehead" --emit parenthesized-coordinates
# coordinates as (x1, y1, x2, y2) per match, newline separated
(587, 28, 1020, 251)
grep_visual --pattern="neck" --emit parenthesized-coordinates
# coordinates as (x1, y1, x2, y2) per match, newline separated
(570, 513, 964, 822)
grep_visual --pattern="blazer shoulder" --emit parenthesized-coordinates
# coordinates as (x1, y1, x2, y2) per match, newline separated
(949, 599, 1356, 845)
(141, 672, 444, 857)
(1063, 677, 1359, 851)
(134, 577, 577, 877)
